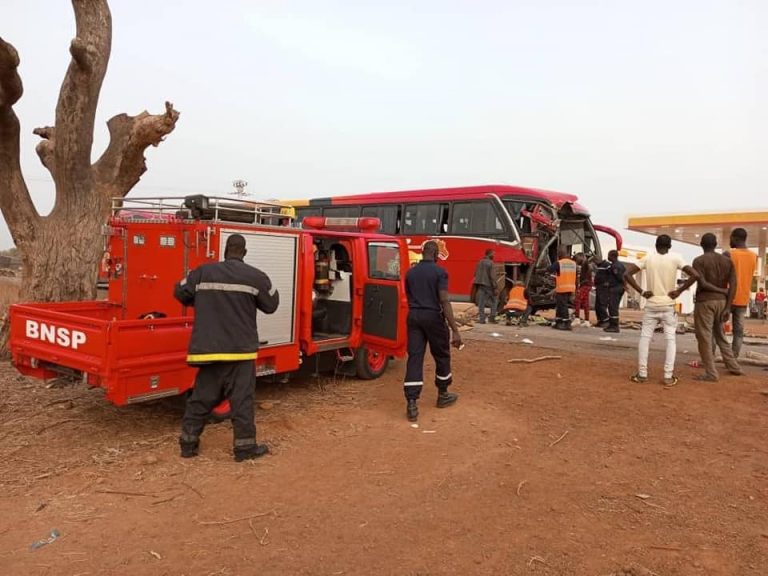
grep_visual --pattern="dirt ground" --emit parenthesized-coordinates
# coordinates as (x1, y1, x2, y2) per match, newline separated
(1, 329, 768, 576)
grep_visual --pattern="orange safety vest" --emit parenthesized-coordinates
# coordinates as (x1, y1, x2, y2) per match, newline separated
(504, 285, 528, 311)
(556, 258, 577, 293)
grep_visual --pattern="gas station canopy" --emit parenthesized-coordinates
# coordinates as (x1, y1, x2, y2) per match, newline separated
(627, 211, 768, 248)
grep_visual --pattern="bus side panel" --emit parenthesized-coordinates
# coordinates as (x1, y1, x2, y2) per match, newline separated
(403, 235, 526, 301)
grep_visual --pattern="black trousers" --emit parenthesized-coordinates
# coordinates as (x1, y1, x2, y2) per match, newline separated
(608, 286, 624, 326)
(594, 284, 610, 323)
(181, 360, 257, 447)
(555, 293, 571, 322)
(404, 309, 452, 401)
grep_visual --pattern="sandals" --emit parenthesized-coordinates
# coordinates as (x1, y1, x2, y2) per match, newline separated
(631, 373, 680, 387)
(662, 375, 679, 387)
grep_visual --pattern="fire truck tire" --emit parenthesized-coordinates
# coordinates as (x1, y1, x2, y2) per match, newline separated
(355, 347, 390, 380)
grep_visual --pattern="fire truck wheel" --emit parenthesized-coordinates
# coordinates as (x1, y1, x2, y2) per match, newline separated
(355, 347, 390, 380)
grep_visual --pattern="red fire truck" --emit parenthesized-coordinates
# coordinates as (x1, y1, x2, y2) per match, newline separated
(9, 196, 409, 406)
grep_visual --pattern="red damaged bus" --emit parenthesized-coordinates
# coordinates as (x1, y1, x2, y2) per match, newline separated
(291, 185, 622, 309)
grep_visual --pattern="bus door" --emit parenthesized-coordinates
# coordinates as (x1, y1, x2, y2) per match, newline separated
(361, 240, 406, 354)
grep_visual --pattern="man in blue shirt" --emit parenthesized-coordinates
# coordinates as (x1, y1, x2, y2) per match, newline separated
(403, 241, 463, 422)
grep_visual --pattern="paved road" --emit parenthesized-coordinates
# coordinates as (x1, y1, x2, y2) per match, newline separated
(462, 319, 768, 377)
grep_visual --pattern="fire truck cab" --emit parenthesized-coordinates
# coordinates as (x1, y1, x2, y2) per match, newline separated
(10, 196, 409, 406)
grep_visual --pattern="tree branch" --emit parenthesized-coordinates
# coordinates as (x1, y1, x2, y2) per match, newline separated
(33, 126, 57, 177)
(94, 102, 180, 197)
(0, 38, 22, 106)
(53, 0, 112, 205)
(0, 37, 40, 246)
(69, 38, 94, 71)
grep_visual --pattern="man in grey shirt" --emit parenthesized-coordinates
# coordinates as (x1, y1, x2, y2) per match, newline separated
(473, 249, 497, 324)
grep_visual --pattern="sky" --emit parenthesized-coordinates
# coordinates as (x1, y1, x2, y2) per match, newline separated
(2, 0, 766, 259)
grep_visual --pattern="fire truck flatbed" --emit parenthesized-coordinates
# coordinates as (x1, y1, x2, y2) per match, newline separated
(10, 195, 409, 406)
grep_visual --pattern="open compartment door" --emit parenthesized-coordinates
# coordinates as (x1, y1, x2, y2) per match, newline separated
(361, 241, 406, 355)
(221, 229, 298, 347)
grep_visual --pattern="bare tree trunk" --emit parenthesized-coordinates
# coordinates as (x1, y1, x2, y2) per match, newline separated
(0, 0, 179, 355)
(19, 205, 109, 302)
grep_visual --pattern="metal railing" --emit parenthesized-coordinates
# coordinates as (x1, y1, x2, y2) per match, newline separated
(110, 196, 295, 226)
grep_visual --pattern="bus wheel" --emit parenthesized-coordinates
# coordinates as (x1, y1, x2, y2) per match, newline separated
(355, 347, 390, 380)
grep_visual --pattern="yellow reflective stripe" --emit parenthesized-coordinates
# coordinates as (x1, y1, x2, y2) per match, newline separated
(187, 352, 258, 362)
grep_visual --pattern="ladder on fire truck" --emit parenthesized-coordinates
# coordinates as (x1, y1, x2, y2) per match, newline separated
(110, 195, 295, 226)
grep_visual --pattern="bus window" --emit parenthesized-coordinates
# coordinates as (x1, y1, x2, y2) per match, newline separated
(560, 220, 596, 256)
(403, 204, 440, 235)
(438, 203, 450, 234)
(450, 201, 504, 236)
(504, 200, 531, 233)
(296, 207, 321, 223)
(324, 206, 361, 218)
(362, 205, 400, 235)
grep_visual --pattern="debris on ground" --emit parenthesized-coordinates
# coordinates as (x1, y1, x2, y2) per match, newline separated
(454, 304, 479, 326)
(507, 355, 562, 364)
(29, 528, 60, 550)
(716, 350, 768, 367)
(745, 350, 768, 363)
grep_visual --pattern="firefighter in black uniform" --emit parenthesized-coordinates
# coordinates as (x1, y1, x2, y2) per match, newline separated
(174, 234, 279, 461)
(604, 250, 626, 333)
(593, 256, 612, 328)
(403, 241, 462, 422)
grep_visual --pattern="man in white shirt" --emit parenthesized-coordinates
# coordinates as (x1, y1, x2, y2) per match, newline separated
(624, 235, 699, 387)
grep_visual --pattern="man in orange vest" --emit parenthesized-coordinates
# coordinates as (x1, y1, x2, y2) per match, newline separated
(548, 247, 577, 331)
(724, 228, 757, 357)
(504, 281, 531, 327)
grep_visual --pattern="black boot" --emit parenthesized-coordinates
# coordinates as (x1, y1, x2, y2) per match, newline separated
(436, 388, 458, 408)
(603, 320, 620, 333)
(406, 399, 419, 422)
(234, 443, 270, 462)
(179, 439, 199, 459)
(595, 320, 609, 328)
